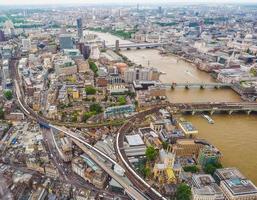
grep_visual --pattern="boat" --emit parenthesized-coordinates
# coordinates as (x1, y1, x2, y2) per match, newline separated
(202, 114, 214, 124)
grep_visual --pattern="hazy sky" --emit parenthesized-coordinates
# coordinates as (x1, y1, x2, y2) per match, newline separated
(0, 0, 256, 5)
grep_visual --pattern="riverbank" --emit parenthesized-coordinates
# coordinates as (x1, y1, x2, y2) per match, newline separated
(88, 31, 257, 183)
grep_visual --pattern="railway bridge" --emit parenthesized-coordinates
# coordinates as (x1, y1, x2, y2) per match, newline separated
(171, 102, 257, 115)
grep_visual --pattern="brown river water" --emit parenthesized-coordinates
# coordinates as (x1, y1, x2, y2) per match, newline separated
(88, 31, 257, 183)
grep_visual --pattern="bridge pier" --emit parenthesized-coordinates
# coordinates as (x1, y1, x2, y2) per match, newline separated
(200, 85, 205, 89)
(115, 40, 119, 52)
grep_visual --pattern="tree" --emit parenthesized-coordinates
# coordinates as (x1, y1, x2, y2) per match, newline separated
(89, 103, 102, 114)
(183, 165, 199, 173)
(143, 167, 151, 178)
(82, 112, 94, 122)
(0, 107, 4, 119)
(176, 183, 192, 200)
(162, 141, 169, 150)
(88, 59, 98, 76)
(145, 146, 158, 161)
(4, 90, 13, 100)
(85, 86, 96, 95)
(204, 162, 222, 175)
(250, 67, 257, 77)
(118, 96, 126, 105)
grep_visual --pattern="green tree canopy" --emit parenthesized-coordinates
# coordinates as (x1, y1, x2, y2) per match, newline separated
(183, 165, 200, 173)
(88, 59, 98, 75)
(176, 183, 192, 200)
(85, 86, 97, 95)
(4, 90, 13, 100)
(82, 112, 94, 122)
(204, 162, 222, 175)
(89, 103, 102, 114)
(145, 146, 158, 161)
(118, 96, 126, 105)
(0, 107, 4, 119)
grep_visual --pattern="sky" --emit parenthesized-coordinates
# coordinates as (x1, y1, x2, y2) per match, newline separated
(0, 0, 256, 5)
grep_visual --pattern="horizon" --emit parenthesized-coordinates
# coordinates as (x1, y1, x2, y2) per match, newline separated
(0, 0, 257, 6)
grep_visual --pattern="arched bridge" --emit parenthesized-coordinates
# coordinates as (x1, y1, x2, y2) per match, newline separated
(163, 82, 233, 89)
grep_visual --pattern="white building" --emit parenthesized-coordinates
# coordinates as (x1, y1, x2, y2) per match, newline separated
(22, 38, 31, 51)
(214, 168, 257, 200)
(124, 68, 149, 83)
(192, 174, 224, 200)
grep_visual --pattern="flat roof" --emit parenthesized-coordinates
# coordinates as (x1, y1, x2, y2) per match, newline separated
(126, 134, 144, 146)
(222, 179, 257, 196)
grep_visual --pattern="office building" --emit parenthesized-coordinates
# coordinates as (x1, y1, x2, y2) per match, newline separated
(77, 17, 83, 39)
(22, 38, 31, 51)
(54, 56, 77, 76)
(1, 45, 13, 59)
(104, 104, 135, 118)
(59, 34, 74, 49)
(179, 121, 198, 138)
(2, 59, 10, 88)
(0, 30, 5, 42)
(192, 174, 224, 200)
(124, 67, 161, 83)
(214, 168, 257, 200)
(198, 146, 221, 168)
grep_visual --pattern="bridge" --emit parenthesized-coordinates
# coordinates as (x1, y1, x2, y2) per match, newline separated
(105, 40, 171, 51)
(163, 82, 233, 89)
(171, 102, 257, 115)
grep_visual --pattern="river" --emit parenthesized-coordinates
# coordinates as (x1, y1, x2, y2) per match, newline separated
(87, 31, 257, 184)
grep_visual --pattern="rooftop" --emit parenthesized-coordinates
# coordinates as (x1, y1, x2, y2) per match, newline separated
(126, 134, 144, 146)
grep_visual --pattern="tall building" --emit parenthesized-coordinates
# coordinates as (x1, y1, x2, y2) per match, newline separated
(77, 17, 83, 39)
(124, 67, 160, 83)
(2, 59, 10, 89)
(59, 34, 74, 49)
(79, 44, 91, 59)
(0, 30, 5, 42)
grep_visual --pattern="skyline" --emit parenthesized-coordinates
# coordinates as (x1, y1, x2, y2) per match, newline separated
(1, 0, 257, 6)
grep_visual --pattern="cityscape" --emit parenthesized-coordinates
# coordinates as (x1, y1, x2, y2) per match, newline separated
(0, 1, 257, 200)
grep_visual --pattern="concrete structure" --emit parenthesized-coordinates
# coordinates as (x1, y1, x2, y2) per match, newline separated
(166, 82, 232, 89)
(192, 174, 224, 200)
(22, 38, 31, 51)
(59, 34, 73, 49)
(106, 41, 171, 50)
(176, 102, 257, 115)
(179, 121, 198, 137)
(55, 56, 77, 75)
(124, 67, 160, 83)
(198, 146, 221, 168)
(214, 168, 257, 200)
